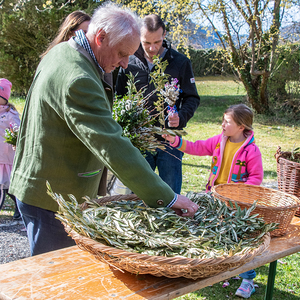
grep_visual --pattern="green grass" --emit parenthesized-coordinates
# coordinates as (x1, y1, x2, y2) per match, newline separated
(10, 96, 26, 115)
(2, 78, 300, 299)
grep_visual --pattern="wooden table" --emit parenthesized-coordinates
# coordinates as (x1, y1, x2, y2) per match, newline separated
(1, 217, 299, 300)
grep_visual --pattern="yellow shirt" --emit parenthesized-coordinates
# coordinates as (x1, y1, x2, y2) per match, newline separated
(215, 138, 245, 185)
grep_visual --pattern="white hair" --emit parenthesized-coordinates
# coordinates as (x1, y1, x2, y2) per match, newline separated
(88, 2, 141, 47)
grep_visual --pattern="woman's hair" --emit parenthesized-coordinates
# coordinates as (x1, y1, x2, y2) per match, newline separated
(87, 2, 141, 48)
(224, 104, 253, 137)
(41, 10, 91, 58)
(142, 14, 166, 34)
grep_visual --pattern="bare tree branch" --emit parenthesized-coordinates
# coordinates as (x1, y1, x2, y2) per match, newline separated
(269, 0, 281, 70)
(231, 0, 250, 24)
(196, 1, 227, 49)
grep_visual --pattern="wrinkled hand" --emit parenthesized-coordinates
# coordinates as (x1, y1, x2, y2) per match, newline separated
(171, 194, 199, 217)
(168, 112, 179, 128)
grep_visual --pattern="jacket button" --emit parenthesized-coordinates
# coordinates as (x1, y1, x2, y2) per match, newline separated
(157, 199, 164, 206)
(105, 87, 111, 91)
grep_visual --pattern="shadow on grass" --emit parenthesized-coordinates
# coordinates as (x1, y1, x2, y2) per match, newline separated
(264, 170, 278, 179)
(193, 95, 300, 127)
(0, 197, 15, 222)
(195, 75, 240, 82)
(191, 95, 246, 125)
(182, 163, 210, 169)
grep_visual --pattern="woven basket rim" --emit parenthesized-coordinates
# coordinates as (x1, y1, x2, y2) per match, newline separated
(275, 146, 300, 166)
(278, 155, 300, 166)
(212, 183, 300, 210)
(64, 223, 271, 267)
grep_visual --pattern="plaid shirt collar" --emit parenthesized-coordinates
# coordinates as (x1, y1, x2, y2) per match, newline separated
(74, 30, 104, 74)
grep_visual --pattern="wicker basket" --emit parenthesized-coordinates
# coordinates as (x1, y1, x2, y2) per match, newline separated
(63, 194, 271, 280)
(275, 146, 300, 217)
(211, 183, 300, 237)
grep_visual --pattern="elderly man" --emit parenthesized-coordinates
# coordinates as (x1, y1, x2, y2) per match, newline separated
(9, 3, 198, 256)
(116, 14, 200, 194)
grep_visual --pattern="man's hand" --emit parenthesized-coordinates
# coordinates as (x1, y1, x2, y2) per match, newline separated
(171, 194, 199, 217)
(168, 112, 180, 128)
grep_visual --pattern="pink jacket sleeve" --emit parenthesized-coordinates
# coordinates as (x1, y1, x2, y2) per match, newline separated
(171, 134, 221, 156)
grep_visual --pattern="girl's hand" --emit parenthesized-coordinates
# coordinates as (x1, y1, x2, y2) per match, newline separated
(162, 134, 176, 144)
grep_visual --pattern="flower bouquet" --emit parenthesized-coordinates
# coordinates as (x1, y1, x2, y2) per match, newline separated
(4, 123, 19, 146)
(160, 77, 180, 127)
(113, 57, 187, 154)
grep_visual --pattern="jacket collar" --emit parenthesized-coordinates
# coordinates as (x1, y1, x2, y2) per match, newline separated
(134, 40, 173, 66)
(221, 130, 255, 148)
(68, 37, 104, 80)
(68, 38, 113, 90)
(74, 30, 104, 74)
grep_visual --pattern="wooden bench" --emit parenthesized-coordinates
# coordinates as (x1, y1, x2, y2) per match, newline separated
(0, 217, 299, 300)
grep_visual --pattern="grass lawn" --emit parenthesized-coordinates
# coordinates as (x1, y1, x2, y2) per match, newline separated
(2, 76, 300, 299)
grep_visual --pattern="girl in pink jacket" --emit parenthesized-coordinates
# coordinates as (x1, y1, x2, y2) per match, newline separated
(0, 78, 21, 223)
(163, 103, 263, 299)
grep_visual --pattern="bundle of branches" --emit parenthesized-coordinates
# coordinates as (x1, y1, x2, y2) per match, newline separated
(4, 123, 19, 146)
(113, 57, 187, 154)
(48, 183, 277, 259)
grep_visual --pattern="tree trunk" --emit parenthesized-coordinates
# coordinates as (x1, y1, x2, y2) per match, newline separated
(240, 74, 269, 114)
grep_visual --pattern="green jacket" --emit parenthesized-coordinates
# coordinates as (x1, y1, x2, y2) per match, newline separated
(9, 39, 174, 212)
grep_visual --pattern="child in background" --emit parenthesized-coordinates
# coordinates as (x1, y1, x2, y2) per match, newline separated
(0, 78, 21, 224)
(163, 103, 263, 299)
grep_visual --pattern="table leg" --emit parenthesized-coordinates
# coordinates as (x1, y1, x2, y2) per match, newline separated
(264, 260, 277, 300)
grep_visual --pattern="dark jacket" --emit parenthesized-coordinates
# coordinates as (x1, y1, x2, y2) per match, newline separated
(116, 41, 200, 131)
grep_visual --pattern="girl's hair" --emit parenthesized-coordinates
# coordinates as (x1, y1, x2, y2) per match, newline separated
(87, 2, 141, 48)
(40, 10, 91, 59)
(224, 104, 253, 137)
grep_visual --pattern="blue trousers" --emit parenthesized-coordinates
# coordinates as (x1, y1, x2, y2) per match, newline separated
(145, 146, 184, 194)
(239, 269, 256, 279)
(16, 199, 75, 256)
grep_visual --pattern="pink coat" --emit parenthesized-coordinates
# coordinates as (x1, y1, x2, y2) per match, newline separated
(0, 105, 20, 165)
(171, 131, 263, 191)
(0, 105, 20, 188)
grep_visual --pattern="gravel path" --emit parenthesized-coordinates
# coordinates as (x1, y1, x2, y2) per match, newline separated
(0, 180, 279, 265)
(0, 220, 30, 264)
